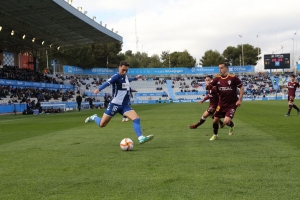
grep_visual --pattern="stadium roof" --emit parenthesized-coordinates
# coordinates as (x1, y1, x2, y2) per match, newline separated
(0, 0, 123, 53)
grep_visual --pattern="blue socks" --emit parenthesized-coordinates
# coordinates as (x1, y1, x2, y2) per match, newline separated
(94, 117, 101, 126)
(133, 118, 142, 137)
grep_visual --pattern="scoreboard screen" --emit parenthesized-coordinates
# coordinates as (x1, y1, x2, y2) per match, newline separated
(264, 53, 290, 69)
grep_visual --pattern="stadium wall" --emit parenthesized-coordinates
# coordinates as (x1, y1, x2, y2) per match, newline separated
(0, 79, 74, 90)
(63, 65, 255, 76)
(1, 96, 299, 114)
(0, 101, 103, 114)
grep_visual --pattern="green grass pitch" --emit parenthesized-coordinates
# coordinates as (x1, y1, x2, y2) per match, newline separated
(1, 100, 300, 199)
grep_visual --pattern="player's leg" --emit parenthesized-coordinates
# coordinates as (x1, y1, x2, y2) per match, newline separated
(210, 106, 225, 140)
(292, 104, 300, 111)
(224, 116, 235, 135)
(224, 107, 236, 135)
(210, 116, 220, 141)
(124, 107, 154, 144)
(212, 112, 225, 128)
(85, 112, 112, 127)
(98, 114, 112, 127)
(85, 103, 115, 127)
(189, 109, 211, 129)
(286, 98, 293, 116)
(290, 96, 300, 114)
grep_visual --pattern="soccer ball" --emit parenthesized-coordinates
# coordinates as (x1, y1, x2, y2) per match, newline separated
(120, 138, 134, 151)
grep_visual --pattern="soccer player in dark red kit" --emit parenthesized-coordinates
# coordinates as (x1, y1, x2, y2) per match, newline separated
(209, 63, 244, 141)
(285, 74, 300, 116)
(188, 75, 224, 129)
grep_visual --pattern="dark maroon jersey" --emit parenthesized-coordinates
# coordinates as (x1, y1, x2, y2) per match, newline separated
(208, 86, 219, 106)
(287, 81, 299, 97)
(210, 74, 243, 107)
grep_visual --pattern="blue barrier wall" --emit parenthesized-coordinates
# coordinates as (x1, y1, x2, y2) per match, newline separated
(0, 79, 74, 90)
(1, 96, 292, 113)
(64, 66, 255, 75)
(0, 104, 26, 113)
(0, 102, 104, 114)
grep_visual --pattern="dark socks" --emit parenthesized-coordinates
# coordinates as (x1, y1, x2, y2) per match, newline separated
(228, 121, 234, 128)
(287, 105, 292, 114)
(292, 104, 299, 111)
(219, 120, 224, 126)
(195, 117, 206, 127)
(213, 123, 219, 135)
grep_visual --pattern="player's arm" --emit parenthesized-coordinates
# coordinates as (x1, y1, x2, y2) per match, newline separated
(200, 95, 209, 104)
(129, 75, 142, 82)
(94, 75, 118, 94)
(236, 85, 244, 107)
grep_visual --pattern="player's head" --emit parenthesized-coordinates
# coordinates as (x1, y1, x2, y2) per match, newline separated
(205, 75, 212, 85)
(290, 74, 295, 81)
(205, 75, 212, 89)
(218, 62, 229, 76)
(118, 61, 130, 76)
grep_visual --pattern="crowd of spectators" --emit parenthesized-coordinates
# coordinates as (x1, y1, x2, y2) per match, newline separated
(23, 98, 62, 115)
(0, 85, 75, 103)
(55, 74, 104, 89)
(0, 65, 63, 84)
(2, 65, 300, 105)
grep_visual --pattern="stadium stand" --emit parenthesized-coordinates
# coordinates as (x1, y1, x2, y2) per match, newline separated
(0, 0, 122, 114)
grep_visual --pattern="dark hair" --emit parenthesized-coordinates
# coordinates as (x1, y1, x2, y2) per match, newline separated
(119, 61, 130, 67)
(219, 62, 228, 67)
(290, 74, 295, 78)
(205, 75, 213, 79)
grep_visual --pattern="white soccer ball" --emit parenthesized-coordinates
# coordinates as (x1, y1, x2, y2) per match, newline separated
(120, 138, 134, 151)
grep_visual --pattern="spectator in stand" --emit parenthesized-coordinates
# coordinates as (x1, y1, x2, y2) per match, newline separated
(25, 99, 34, 114)
(76, 93, 83, 111)
(36, 100, 42, 113)
(104, 94, 111, 108)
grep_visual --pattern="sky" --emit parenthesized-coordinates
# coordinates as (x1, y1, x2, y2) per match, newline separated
(69, 0, 300, 70)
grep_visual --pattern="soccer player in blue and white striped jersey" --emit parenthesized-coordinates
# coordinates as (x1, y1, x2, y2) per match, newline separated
(85, 61, 154, 144)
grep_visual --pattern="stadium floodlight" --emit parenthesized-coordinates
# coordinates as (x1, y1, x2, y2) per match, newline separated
(32, 38, 35, 42)
(100, 21, 102, 25)
(93, 16, 96, 21)
(111, 28, 114, 32)
(84, 11, 87, 15)
(68, 0, 72, 4)
(77, 7, 82, 12)
(11, 30, 14, 35)
(0, 26, 2, 31)
(42, 41, 45, 45)
(105, 24, 107, 28)
(50, 44, 52, 48)
(22, 35, 26, 39)
(57, 46, 60, 50)
(116, 31, 118, 34)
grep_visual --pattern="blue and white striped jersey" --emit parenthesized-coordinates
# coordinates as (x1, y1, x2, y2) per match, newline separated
(98, 73, 136, 105)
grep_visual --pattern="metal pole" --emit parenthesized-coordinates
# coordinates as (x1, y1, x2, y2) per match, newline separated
(53, 60, 56, 77)
(46, 50, 49, 69)
(293, 38, 294, 73)
(239, 35, 244, 66)
(169, 53, 170, 68)
(295, 32, 297, 73)
(242, 43, 244, 66)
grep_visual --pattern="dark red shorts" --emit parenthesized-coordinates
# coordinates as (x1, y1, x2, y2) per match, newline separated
(214, 105, 238, 119)
(288, 96, 295, 102)
(207, 104, 217, 115)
